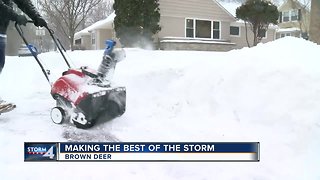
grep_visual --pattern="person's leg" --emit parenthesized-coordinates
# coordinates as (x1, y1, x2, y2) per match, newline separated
(0, 35, 15, 113)
(0, 35, 6, 74)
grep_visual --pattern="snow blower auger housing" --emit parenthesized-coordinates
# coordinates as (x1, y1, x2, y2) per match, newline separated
(15, 22, 126, 129)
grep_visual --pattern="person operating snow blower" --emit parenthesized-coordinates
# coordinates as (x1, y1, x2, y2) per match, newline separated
(0, 0, 47, 114)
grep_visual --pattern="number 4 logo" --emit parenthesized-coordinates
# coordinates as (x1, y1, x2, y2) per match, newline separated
(43, 146, 55, 159)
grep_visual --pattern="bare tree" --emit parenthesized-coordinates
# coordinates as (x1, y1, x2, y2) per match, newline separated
(40, 0, 102, 50)
(85, 0, 114, 27)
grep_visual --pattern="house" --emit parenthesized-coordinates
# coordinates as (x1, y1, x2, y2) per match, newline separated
(158, 0, 276, 50)
(74, 0, 277, 51)
(276, 0, 310, 39)
(74, 12, 119, 50)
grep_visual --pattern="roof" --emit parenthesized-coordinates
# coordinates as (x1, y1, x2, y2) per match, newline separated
(217, 1, 241, 17)
(75, 12, 116, 39)
(213, 0, 238, 20)
(278, 0, 311, 11)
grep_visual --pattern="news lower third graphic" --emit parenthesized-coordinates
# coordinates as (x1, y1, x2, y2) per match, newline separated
(24, 142, 260, 162)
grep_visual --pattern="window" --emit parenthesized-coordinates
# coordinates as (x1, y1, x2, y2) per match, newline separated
(75, 39, 81, 45)
(281, 9, 300, 22)
(283, 11, 290, 22)
(230, 26, 240, 36)
(291, 9, 298, 21)
(185, 19, 220, 39)
(213, 21, 220, 39)
(91, 33, 95, 45)
(196, 20, 211, 38)
(186, 19, 194, 38)
(280, 33, 291, 38)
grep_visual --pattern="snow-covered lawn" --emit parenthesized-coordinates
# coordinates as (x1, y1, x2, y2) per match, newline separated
(0, 37, 319, 179)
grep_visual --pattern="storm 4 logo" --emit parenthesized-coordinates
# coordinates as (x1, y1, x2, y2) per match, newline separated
(24, 143, 57, 161)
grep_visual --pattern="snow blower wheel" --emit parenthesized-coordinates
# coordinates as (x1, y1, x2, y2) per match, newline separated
(50, 107, 66, 124)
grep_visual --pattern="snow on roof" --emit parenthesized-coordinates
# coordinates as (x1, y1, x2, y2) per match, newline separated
(276, 27, 300, 32)
(75, 12, 116, 39)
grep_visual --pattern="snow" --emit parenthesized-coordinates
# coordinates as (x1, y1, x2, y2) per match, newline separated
(1, 37, 320, 179)
(276, 27, 301, 32)
(75, 12, 115, 39)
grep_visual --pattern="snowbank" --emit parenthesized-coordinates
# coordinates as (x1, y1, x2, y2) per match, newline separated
(0, 37, 319, 179)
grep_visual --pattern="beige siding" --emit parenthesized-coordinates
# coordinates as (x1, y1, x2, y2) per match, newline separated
(230, 26, 276, 48)
(159, 16, 231, 41)
(158, 16, 185, 38)
(158, 0, 234, 41)
(159, 0, 234, 21)
(278, 0, 310, 33)
(80, 35, 91, 50)
(96, 29, 113, 50)
(220, 21, 231, 41)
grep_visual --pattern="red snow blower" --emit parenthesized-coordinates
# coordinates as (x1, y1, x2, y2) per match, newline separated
(15, 22, 126, 129)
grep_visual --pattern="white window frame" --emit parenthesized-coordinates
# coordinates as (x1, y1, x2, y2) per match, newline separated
(230, 26, 241, 37)
(185, 19, 195, 38)
(290, 9, 299, 21)
(282, 11, 290, 22)
(212, 20, 221, 40)
(185, 18, 221, 40)
(282, 9, 299, 22)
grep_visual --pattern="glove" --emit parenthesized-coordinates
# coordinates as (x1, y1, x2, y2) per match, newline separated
(16, 15, 28, 26)
(34, 17, 47, 27)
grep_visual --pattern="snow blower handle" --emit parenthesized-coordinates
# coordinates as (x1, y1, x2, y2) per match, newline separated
(15, 21, 51, 85)
(44, 26, 71, 69)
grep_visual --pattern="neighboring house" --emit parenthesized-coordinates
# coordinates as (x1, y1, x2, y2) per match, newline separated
(159, 0, 276, 50)
(276, 0, 310, 39)
(75, 0, 277, 51)
(74, 12, 119, 50)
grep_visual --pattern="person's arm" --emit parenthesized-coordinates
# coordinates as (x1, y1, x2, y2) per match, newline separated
(0, 0, 19, 21)
(13, 0, 41, 20)
(13, 0, 47, 27)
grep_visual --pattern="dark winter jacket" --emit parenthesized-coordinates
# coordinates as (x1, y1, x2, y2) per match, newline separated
(0, 0, 41, 34)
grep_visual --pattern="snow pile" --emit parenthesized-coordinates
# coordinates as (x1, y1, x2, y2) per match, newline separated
(0, 37, 319, 179)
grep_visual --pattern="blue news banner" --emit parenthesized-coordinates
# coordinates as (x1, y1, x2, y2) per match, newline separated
(24, 142, 260, 162)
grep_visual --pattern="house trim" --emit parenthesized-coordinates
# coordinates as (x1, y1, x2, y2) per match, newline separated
(212, 0, 237, 20)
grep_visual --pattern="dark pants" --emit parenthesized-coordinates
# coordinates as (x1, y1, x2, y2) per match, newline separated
(0, 36, 5, 74)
